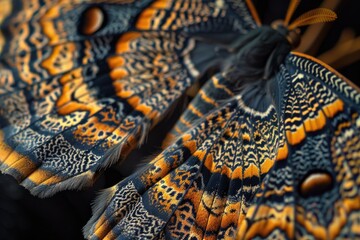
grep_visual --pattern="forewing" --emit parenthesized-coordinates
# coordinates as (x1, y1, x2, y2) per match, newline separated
(0, 0, 257, 197)
(239, 53, 360, 239)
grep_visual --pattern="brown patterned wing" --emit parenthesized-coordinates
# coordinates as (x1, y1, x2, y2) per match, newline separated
(0, 0, 257, 197)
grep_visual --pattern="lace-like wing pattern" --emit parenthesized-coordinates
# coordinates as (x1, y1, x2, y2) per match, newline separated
(85, 52, 360, 239)
(0, 0, 256, 197)
(1, 0, 359, 239)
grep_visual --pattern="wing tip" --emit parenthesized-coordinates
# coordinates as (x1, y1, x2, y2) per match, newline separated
(83, 186, 117, 239)
(0, 166, 95, 198)
(0, 163, 23, 182)
(27, 171, 95, 198)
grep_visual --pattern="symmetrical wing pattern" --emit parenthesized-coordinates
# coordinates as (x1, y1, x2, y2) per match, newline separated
(0, 0, 256, 197)
(85, 51, 360, 239)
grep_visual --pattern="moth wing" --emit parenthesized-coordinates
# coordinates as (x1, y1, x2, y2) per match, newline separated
(0, 0, 257, 197)
(239, 52, 360, 239)
(84, 72, 281, 239)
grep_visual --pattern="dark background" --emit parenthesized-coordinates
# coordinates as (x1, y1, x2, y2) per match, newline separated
(1, 1, 360, 239)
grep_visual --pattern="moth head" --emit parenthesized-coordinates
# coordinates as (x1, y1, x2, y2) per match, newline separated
(271, 20, 301, 49)
(249, 0, 337, 50)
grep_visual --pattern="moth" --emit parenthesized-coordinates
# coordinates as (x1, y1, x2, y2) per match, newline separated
(83, 1, 360, 240)
(0, 0, 359, 239)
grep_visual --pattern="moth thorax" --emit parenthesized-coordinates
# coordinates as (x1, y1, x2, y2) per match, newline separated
(271, 20, 301, 49)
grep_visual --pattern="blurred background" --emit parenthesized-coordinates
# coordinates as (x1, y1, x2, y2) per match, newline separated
(1, 0, 360, 239)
